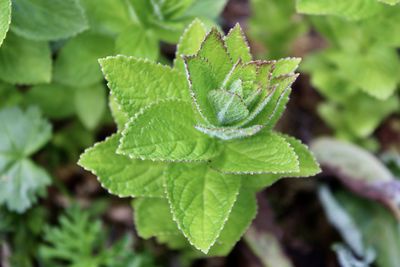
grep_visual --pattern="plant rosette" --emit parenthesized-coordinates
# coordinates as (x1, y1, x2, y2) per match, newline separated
(79, 19, 320, 255)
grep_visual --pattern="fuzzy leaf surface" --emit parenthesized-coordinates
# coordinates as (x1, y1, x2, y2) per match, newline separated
(174, 19, 207, 73)
(119, 100, 219, 161)
(245, 135, 320, 190)
(208, 187, 257, 256)
(100, 56, 189, 116)
(211, 132, 299, 174)
(165, 162, 241, 253)
(224, 24, 252, 63)
(79, 134, 165, 198)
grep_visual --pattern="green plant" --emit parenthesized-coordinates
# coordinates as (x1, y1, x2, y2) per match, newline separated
(39, 205, 158, 267)
(0, 106, 52, 213)
(298, 3, 400, 145)
(79, 20, 320, 255)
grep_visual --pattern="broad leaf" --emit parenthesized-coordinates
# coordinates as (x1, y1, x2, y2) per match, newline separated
(134, 198, 180, 238)
(0, 0, 11, 46)
(11, 0, 88, 41)
(80, 0, 131, 35)
(224, 24, 252, 63)
(119, 100, 220, 161)
(79, 134, 165, 198)
(109, 95, 129, 131)
(100, 55, 190, 116)
(0, 106, 52, 212)
(25, 83, 75, 119)
(211, 131, 299, 174)
(54, 32, 114, 87)
(174, 19, 207, 73)
(246, 135, 320, 191)
(208, 187, 257, 256)
(115, 25, 159, 60)
(165, 162, 241, 253)
(197, 28, 233, 84)
(74, 83, 106, 130)
(0, 33, 51, 84)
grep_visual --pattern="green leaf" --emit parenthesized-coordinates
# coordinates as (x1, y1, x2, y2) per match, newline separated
(208, 89, 249, 125)
(211, 131, 299, 174)
(184, 0, 228, 20)
(0, 106, 52, 213)
(0, 33, 51, 84)
(296, 0, 383, 20)
(109, 95, 129, 131)
(0, 0, 11, 46)
(115, 25, 159, 60)
(79, 134, 166, 198)
(328, 47, 400, 100)
(54, 32, 114, 87)
(80, 0, 131, 35)
(134, 198, 180, 238)
(25, 83, 75, 119)
(208, 187, 257, 256)
(272, 57, 301, 76)
(165, 162, 241, 253)
(174, 19, 208, 73)
(196, 28, 233, 85)
(195, 124, 264, 140)
(74, 83, 106, 130)
(184, 56, 220, 125)
(100, 55, 190, 117)
(11, 0, 88, 41)
(119, 100, 219, 161)
(245, 135, 320, 191)
(0, 159, 51, 213)
(224, 24, 252, 63)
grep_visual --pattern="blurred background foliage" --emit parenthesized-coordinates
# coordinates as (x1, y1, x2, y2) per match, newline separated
(0, 0, 399, 266)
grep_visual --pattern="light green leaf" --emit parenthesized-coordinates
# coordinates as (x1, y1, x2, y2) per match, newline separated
(184, 56, 220, 125)
(134, 198, 179, 238)
(0, 33, 51, 84)
(184, 0, 228, 20)
(100, 55, 190, 116)
(328, 47, 400, 100)
(211, 131, 299, 174)
(0, 159, 51, 213)
(79, 134, 165, 198)
(25, 83, 75, 119)
(165, 162, 241, 253)
(0, 106, 52, 212)
(109, 95, 129, 131)
(174, 19, 207, 73)
(80, 0, 131, 35)
(195, 124, 264, 140)
(197, 28, 233, 84)
(246, 135, 320, 191)
(74, 83, 106, 130)
(208, 187, 257, 256)
(296, 0, 383, 21)
(11, 0, 88, 41)
(119, 100, 220, 161)
(272, 57, 301, 76)
(54, 32, 114, 87)
(115, 25, 159, 60)
(0, 0, 11, 47)
(224, 24, 252, 63)
(208, 89, 249, 125)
